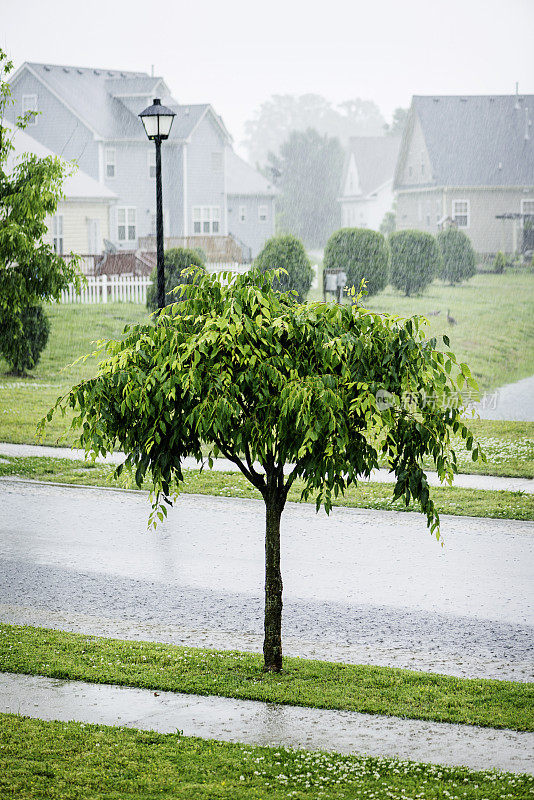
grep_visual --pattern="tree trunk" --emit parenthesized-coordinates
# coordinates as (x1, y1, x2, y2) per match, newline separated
(263, 494, 283, 672)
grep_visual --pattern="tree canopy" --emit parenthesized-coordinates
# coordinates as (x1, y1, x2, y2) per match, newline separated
(0, 49, 81, 373)
(324, 228, 390, 296)
(268, 128, 344, 248)
(45, 269, 482, 672)
(243, 93, 385, 166)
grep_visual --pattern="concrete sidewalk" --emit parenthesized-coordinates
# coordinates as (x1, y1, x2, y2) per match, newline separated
(1, 672, 532, 774)
(1, 441, 533, 493)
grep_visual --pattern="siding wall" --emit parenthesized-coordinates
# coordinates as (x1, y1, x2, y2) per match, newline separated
(397, 115, 432, 186)
(43, 200, 111, 253)
(341, 181, 395, 232)
(186, 115, 227, 234)
(227, 194, 276, 258)
(396, 188, 534, 254)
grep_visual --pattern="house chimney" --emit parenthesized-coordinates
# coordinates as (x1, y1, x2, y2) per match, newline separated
(515, 82, 521, 110)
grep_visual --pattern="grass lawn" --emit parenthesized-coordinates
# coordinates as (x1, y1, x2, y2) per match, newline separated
(1, 455, 533, 520)
(365, 271, 534, 394)
(3, 715, 531, 800)
(0, 302, 149, 447)
(1, 625, 532, 732)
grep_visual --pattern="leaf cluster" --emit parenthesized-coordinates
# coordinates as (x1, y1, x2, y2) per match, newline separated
(324, 228, 390, 296)
(389, 229, 442, 296)
(255, 234, 313, 301)
(437, 228, 476, 285)
(44, 269, 483, 539)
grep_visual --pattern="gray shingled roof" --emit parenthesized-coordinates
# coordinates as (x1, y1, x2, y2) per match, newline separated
(400, 95, 534, 187)
(226, 150, 277, 196)
(17, 63, 230, 143)
(341, 136, 401, 197)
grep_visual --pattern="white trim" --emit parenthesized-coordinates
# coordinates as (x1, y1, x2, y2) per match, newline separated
(192, 206, 221, 235)
(117, 206, 137, 242)
(182, 144, 188, 235)
(452, 199, 470, 229)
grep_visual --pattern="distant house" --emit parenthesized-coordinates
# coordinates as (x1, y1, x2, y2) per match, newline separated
(394, 95, 534, 256)
(6, 62, 276, 260)
(4, 119, 116, 273)
(338, 137, 401, 231)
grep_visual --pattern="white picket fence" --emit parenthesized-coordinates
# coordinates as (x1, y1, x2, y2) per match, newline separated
(59, 274, 152, 304)
(59, 264, 255, 304)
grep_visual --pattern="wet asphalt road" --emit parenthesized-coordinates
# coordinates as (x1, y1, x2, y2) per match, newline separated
(0, 480, 532, 680)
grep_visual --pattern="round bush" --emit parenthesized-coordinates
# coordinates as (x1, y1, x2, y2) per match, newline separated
(255, 235, 313, 302)
(437, 228, 476, 284)
(323, 228, 389, 297)
(147, 248, 206, 311)
(389, 230, 441, 296)
(0, 305, 50, 375)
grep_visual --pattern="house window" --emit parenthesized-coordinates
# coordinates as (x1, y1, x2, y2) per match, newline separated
(239, 205, 246, 222)
(452, 199, 470, 228)
(521, 199, 534, 224)
(258, 204, 268, 222)
(52, 215, 63, 254)
(192, 206, 220, 234)
(105, 148, 116, 179)
(117, 207, 136, 242)
(148, 151, 156, 179)
(22, 94, 37, 124)
(211, 152, 223, 173)
(150, 208, 170, 236)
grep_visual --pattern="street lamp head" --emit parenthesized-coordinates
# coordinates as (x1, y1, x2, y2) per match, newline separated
(139, 98, 176, 141)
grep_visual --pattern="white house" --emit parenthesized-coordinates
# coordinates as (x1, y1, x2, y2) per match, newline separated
(339, 137, 401, 231)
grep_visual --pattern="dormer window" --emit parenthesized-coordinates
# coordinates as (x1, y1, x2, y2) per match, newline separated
(105, 148, 116, 179)
(22, 94, 38, 125)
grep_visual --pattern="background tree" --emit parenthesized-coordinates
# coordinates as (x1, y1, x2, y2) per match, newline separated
(146, 247, 206, 311)
(0, 49, 81, 374)
(384, 107, 409, 137)
(437, 228, 476, 285)
(389, 230, 442, 296)
(243, 93, 385, 166)
(45, 269, 482, 673)
(255, 234, 313, 301)
(324, 228, 390, 296)
(269, 128, 344, 248)
(380, 210, 396, 236)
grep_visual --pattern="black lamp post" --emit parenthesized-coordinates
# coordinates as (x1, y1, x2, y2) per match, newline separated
(139, 98, 176, 310)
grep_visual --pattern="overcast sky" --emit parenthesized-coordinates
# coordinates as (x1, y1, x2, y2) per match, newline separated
(3, 0, 533, 155)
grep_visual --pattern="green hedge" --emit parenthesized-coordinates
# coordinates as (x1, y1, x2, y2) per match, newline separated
(255, 234, 313, 301)
(389, 230, 441, 296)
(437, 228, 476, 285)
(323, 228, 389, 296)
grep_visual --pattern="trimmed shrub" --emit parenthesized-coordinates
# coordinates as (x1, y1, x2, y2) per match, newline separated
(493, 251, 507, 274)
(147, 248, 206, 311)
(389, 230, 441, 296)
(255, 234, 313, 301)
(0, 305, 50, 375)
(437, 228, 476, 284)
(323, 228, 389, 297)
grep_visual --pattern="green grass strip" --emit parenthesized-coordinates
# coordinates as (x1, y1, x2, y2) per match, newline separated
(3, 713, 532, 800)
(1, 714, 532, 800)
(1, 455, 533, 520)
(1, 625, 532, 732)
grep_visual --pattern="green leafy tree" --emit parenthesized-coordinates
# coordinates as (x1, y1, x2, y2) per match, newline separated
(268, 128, 345, 248)
(389, 230, 442, 296)
(146, 248, 206, 311)
(437, 229, 476, 285)
(45, 269, 482, 673)
(324, 228, 389, 296)
(255, 234, 313, 301)
(0, 49, 81, 374)
(380, 211, 396, 236)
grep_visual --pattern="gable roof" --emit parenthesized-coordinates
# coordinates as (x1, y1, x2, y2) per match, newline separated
(226, 150, 278, 196)
(3, 120, 116, 200)
(396, 95, 534, 188)
(341, 136, 401, 197)
(10, 63, 232, 144)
